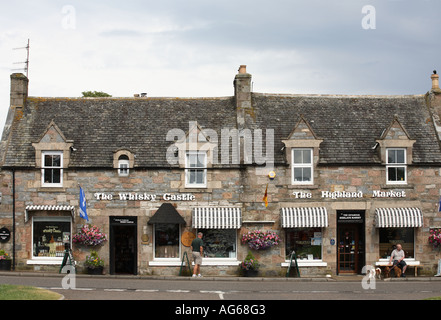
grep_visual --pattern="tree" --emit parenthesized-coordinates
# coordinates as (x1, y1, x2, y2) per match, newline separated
(81, 91, 112, 97)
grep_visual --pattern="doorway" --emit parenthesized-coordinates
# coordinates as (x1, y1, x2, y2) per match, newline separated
(109, 216, 137, 275)
(337, 211, 365, 274)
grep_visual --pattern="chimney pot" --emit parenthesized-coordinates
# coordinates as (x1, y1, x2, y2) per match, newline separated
(238, 65, 247, 74)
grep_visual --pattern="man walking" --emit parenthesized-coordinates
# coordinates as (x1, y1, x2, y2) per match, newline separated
(191, 232, 203, 277)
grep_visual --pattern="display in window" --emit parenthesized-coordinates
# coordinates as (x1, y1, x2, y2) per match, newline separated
(286, 228, 322, 260)
(379, 228, 414, 259)
(154, 224, 180, 258)
(33, 221, 70, 257)
(198, 229, 236, 258)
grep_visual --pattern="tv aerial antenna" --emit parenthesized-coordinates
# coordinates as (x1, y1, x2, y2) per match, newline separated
(12, 39, 30, 78)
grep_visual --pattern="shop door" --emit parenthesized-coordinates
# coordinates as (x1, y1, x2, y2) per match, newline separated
(110, 217, 137, 275)
(337, 211, 365, 274)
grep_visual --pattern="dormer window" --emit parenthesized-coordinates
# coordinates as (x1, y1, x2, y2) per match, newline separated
(42, 151, 63, 187)
(118, 155, 130, 177)
(292, 148, 313, 185)
(386, 148, 407, 184)
(185, 151, 207, 188)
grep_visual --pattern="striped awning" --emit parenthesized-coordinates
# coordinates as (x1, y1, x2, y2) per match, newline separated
(192, 207, 242, 229)
(375, 208, 423, 228)
(25, 205, 75, 223)
(281, 207, 328, 228)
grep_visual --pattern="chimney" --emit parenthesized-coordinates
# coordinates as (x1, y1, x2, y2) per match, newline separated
(431, 70, 441, 93)
(10, 73, 28, 108)
(234, 65, 252, 130)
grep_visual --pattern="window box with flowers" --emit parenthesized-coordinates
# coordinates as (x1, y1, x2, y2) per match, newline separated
(73, 224, 108, 247)
(0, 250, 12, 271)
(241, 230, 280, 251)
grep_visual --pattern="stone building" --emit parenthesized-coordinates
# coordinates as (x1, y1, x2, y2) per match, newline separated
(1, 66, 441, 276)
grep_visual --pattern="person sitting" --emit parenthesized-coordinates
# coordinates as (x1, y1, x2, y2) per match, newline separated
(388, 243, 407, 277)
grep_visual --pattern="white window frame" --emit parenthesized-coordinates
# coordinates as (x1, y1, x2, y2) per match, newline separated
(185, 151, 207, 188)
(28, 216, 71, 264)
(118, 159, 130, 177)
(291, 148, 313, 185)
(152, 223, 181, 261)
(41, 151, 63, 187)
(386, 148, 407, 185)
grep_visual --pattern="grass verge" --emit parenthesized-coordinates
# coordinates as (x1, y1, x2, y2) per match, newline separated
(0, 284, 62, 300)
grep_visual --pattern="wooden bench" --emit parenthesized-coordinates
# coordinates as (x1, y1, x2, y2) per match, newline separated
(375, 260, 421, 277)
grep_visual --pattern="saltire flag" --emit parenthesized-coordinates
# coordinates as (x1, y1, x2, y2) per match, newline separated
(79, 186, 89, 221)
(438, 195, 441, 212)
(263, 184, 268, 207)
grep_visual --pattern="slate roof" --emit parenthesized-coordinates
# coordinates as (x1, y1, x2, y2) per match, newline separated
(2, 92, 441, 168)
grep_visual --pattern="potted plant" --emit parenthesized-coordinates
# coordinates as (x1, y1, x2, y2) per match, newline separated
(0, 250, 12, 271)
(241, 230, 280, 250)
(73, 224, 108, 246)
(84, 250, 104, 275)
(240, 251, 260, 277)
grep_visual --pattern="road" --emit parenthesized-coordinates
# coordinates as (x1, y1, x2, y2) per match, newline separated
(0, 273, 440, 301)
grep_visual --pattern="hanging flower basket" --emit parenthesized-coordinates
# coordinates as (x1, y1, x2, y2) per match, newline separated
(73, 224, 108, 246)
(429, 228, 441, 248)
(241, 230, 280, 250)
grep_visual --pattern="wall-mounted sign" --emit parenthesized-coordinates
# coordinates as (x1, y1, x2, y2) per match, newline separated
(94, 192, 195, 202)
(337, 212, 364, 224)
(0, 227, 10, 243)
(181, 231, 196, 247)
(292, 189, 406, 199)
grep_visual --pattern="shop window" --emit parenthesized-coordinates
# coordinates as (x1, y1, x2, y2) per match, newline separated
(118, 155, 130, 176)
(292, 148, 313, 185)
(197, 229, 237, 258)
(32, 217, 71, 258)
(185, 151, 207, 188)
(285, 228, 322, 260)
(379, 228, 414, 259)
(386, 148, 407, 184)
(41, 151, 63, 187)
(154, 224, 180, 258)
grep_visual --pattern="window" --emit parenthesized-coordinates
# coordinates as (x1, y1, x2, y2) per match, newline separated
(285, 228, 322, 260)
(154, 224, 180, 258)
(32, 217, 71, 258)
(292, 148, 313, 184)
(197, 229, 237, 259)
(386, 148, 407, 184)
(185, 151, 207, 187)
(379, 228, 414, 259)
(118, 155, 130, 176)
(42, 151, 63, 187)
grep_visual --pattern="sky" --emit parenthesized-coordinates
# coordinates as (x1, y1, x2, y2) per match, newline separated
(1, 0, 441, 134)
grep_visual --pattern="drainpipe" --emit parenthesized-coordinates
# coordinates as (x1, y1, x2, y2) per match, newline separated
(12, 169, 15, 271)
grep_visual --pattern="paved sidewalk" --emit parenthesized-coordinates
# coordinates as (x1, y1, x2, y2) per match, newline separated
(1, 270, 440, 282)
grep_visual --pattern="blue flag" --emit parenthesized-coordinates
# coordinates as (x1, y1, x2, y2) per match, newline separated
(439, 196, 441, 212)
(79, 186, 89, 221)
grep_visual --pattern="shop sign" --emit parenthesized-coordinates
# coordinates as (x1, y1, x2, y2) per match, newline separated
(292, 190, 407, 199)
(337, 212, 363, 223)
(0, 227, 10, 243)
(94, 192, 195, 202)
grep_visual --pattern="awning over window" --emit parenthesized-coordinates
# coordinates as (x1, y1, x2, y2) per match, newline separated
(25, 205, 75, 223)
(281, 207, 328, 228)
(375, 208, 423, 228)
(192, 207, 242, 229)
(148, 203, 186, 225)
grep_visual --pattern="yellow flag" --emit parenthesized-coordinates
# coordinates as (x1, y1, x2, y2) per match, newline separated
(263, 184, 268, 207)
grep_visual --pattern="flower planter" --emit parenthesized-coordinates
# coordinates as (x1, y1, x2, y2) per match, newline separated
(0, 259, 12, 271)
(243, 269, 258, 277)
(87, 266, 103, 275)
